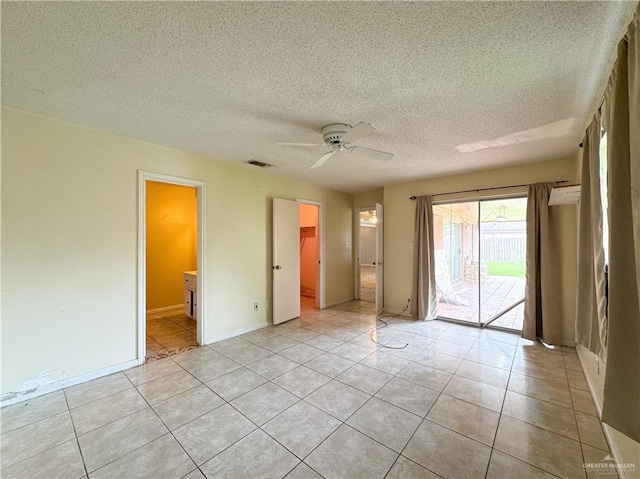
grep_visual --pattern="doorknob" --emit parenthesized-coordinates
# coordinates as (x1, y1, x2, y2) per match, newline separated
(273, 265, 282, 270)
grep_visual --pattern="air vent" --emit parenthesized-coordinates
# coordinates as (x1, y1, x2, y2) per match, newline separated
(245, 160, 274, 168)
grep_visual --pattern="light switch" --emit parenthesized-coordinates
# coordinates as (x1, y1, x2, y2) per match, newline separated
(410, 242, 413, 250)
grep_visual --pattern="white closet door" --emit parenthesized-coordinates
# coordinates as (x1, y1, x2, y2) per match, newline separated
(273, 198, 301, 324)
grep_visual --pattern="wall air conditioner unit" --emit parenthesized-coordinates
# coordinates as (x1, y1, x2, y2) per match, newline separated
(548, 185, 581, 206)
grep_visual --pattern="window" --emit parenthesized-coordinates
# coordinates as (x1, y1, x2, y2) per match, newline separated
(600, 129, 609, 264)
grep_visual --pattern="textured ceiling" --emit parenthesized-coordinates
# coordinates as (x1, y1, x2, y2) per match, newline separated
(1, 1, 636, 193)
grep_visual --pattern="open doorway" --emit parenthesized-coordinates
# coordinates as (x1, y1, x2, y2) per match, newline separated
(138, 172, 206, 364)
(355, 204, 384, 313)
(299, 202, 320, 312)
(145, 181, 198, 361)
(358, 209, 377, 303)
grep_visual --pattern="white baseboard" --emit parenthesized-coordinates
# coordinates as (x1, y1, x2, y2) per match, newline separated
(576, 347, 631, 479)
(205, 321, 270, 345)
(323, 297, 355, 308)
(576, 346, 605, 418)
(1, 359, 139, 408)
(146, 304, 182, 314)
(601, 426, 629, 479)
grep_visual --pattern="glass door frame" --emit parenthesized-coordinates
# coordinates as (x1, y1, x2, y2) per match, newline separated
(433, 194, 527, 332)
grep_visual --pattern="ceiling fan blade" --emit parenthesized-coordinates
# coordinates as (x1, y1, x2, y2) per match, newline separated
(310, 150, 337, 169)
(275, 142, 326, 147)
(341, 122, 376, 144)
(350, 146, 394, 162)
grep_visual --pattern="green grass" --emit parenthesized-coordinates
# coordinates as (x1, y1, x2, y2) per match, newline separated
(485, 261, 525, 277)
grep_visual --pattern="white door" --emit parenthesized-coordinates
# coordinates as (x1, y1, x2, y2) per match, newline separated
(273, 198, 301, 324)
(375, 203, 384, 313)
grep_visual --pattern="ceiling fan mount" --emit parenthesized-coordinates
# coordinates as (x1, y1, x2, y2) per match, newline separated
(321, 123, 351, 145)
(275, 122, 394, 169)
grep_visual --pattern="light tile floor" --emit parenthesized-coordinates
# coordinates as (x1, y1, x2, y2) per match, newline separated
(1, 301, 616, 479)
(146, 308, 198, 361)
(360, 265, 376, 303)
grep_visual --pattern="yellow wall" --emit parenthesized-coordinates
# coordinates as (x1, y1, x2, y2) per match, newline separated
(1, 107, 354, 396)
(383, 155, 579, 344)
(146, 181, 197, 310)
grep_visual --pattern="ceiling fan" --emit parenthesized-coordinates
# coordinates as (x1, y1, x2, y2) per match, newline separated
(275, 122, 394, 169)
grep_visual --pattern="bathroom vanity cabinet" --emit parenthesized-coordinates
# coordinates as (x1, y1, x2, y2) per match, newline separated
(183, 271, 197, 320)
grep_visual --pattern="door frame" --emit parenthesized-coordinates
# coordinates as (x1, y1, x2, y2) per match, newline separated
(433, 194, 527, 332)
(354, 206, 376, 302)
(137, 171, 207, 365)
(295, 198, 324, 309)
(375, 202, 384, 314)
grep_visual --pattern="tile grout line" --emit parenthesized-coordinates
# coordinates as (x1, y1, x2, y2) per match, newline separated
(482, 346, 515, 479)
(264, 314, 427, 476)
(564, 348, 591, 479)
(0, 410, 84, 476)
(63, 388, 91, 479)
(489, 340, 583, 478)
(111, 358, 219, 477)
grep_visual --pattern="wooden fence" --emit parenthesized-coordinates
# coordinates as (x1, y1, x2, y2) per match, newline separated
(481, 235, 526, 262)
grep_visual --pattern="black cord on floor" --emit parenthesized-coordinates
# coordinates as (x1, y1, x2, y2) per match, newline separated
(370, 300, 410, 349)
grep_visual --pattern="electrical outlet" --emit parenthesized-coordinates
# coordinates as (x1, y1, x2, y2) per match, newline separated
(253, 302, 259, 311)
(389, 291, 394, 297)
(266, 300, 270, 309)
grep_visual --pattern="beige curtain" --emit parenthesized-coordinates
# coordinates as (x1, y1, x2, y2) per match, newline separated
(522, 183, 563, 344)
(411, 196, 437, 320)
(602, 7, 640, 443)
(575, 115, 608, 359)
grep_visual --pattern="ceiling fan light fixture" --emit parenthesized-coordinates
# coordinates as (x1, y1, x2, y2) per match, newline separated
(321, 123, 351, 144)
(275, 121, 393, 169)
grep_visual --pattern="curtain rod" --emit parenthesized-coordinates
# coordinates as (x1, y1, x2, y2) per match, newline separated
(409, 180, 571, 200)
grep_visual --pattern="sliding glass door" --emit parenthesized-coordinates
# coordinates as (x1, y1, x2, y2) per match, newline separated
(479, 198, 526, 329)
(433, 202, 479, 324)
(433, 197, 527, 331)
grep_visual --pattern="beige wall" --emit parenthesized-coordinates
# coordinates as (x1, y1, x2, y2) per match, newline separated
(146, 181, 197, 310)
(383, 155, 579, 344)
(1, 107, 354, 396)
(354, 188, 383, 209)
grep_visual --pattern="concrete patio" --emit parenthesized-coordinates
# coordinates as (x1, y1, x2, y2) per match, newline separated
(437, 275, 525, 331)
